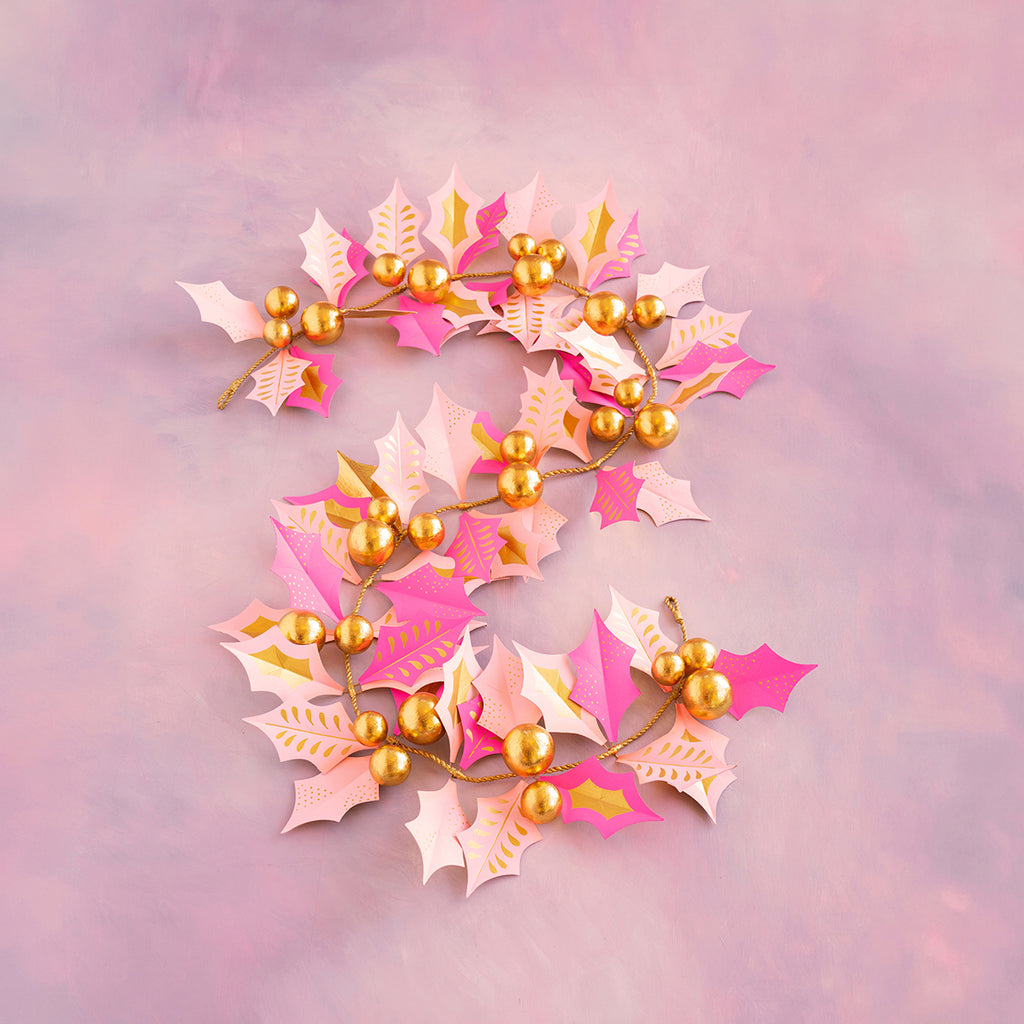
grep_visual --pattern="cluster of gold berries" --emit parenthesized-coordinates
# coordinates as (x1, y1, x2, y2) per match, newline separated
(651, 637, 733, 720)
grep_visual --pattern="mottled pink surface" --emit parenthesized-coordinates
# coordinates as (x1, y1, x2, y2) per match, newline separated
(3, 2, 1022, 1021)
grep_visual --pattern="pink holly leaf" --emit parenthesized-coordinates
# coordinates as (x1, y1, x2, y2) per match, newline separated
(475, 637, 541, 738)
(468, 409, 506, 474)
(359, 616, 471, 691)
(222, 627, 344, 703)
(424, 165, 485, 272)
(633, 461, 710, 527)
(566, 180, 634, 289)
(415, 383, 480, 500)
(549, 758, 662, 838)
(457, 782, 543, 896)
(557, 351, 630, 411)
(299, 209, 362, 305)
(365, 178, 425, 262)
(602, 587, 675, 675)
(590, 462, 643, 529)
(270, 520, 349, 621)
(716, 644, 817, 719)
(716, 356, 775, 398)
(283, 346, 341, 417)
(457, 193, 507, 271)
(569, 611, 639, 741)
(445, 513, 504, 580)
(557, 320, 643, 396)
(177, 280, 265, 343)
(341, 230, 370, 295)
(388, 294, 452, 356)
(500, 171, 561, 241)
(371, 412, 428, 523)
(521, 499, 567, 564)
(377, 561, 482, 626)
(662, 343, 774, 411)
(439, 280, 500, 337)
(436, 631, 483, 761)
(244, 698, 360, 773)
(271, 500, 361, 586)
(488, 508, 547, 582)
(514, 359, 591, 461)
(515, 644, 605, 744)
(635, 263, 708, 317)
(282, 757, 378, 832)
(496, 291, 576, 353)
(405, 780, 470, 884)
(246, 349, 311, 416)
(657, 306, 752, 368)
(210, 598, 289, 641)
(617, 705, 736, 821)
(590, 208, 645, 287)
(458, 692, 505, 768)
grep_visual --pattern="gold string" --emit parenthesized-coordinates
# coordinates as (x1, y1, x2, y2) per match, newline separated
(343, 653, 360, 716)
(217, 348, 278, 409)
(663, 596, 687, 642)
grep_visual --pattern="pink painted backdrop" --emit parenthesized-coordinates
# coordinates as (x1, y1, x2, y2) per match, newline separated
(3, 1, 1021, 1020)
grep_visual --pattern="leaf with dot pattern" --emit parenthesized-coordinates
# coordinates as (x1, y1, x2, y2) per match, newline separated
(499, 171, 561, 242)
(282, 757, 378, 832)
(406, 780, 470, 884)
(633, 461, 710, 527)
(569, 611, 639, 742)
(716, 645, 817, 719)
(177, 280, 265, 343)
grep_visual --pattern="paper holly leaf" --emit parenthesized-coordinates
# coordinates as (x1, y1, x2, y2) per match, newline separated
(521, 499, 567, 564)
(715, 355, 776, 398)
(244, 698, 360, 773)
(635, 262, 708, 317)
(590, 462, 643, 529)
(590, 209, 645, 287)
(387, 294, 453, 356)
(499, 171, 561, 241)
(436, 630, 484, 761)
(246, 349, 311, 416)
(270, 521, 348, 621)
(514, 359, 591, 461)
(657, 305, 752, 368)
(617, 705, 736, 821)
(663, 344, 774, 411)
(415, 384, 479, 500)
(365, 178, 426, 263)
(405, 780, 470, 884)
(633, 461, 710, 527)
(457, 193, 507, 271)
(468, 410, 506, 474)
(332, 451, 387, 502)
(424, 165, 485, 273)
(457, 692, 505, 768)
(475, 637, 541, 738)
(222, 627, 344, 702)
(282, 757, 379, 832)
(439, 279, 500, 334)
(496, 291, 576, 353)
(549, 758, 662, 838)
(371, 412, 428, 523)
(358, 616, 470, 691)
(271, 500, 361, 585)
(177, 280, 265, 343)
(210, 598, 290, 641)
(569, 611, 639, 741)
(716, 645, 817, 719)
(377, 561, 482, 627)
(299, 209, 366, 305)
(488, 509, 547, 582)
(515, 644, 605, 744)
(457, 781, 543, 897)
(283, 346, 341, 417)
(445, 513, 504, 580)
(557, 320, 643, 396)
(557, 351, 630, 410)
(566, 180, 635, 289)
(603, 587, 675, 675)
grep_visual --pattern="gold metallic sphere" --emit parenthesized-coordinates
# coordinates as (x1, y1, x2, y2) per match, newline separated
(278, 610, 327, 648)
(634, 404, 679, 449)
(613, 377, 645, 409)
(632, 294, 667, 329)
(352, 710, 388, 747)
(583, 291, 628, 336)
(397, 693, 444, 745)
(499, 429, 538, 465)
(511, 254, 555, 297)
(407, 259, 450, 303)
(371, 252, 406, 286)
(507, 232, 537, 259)
(263, 317, 293, 349)
(589, 406, 626, 442)
(407, 512, 445, 550)
(264, 285, 299, 319)
(366, 496, 401, 531)
(369, 744, 411, 786)
(502, 724, 555, 777)
(346, 518, 396, 567)
(335, 614, 374, 654)
(535, 239, 567, 272)
(651, 651, 687, 687)
(300, 301, 345, 345)
(520, 779, 562, 824)
(680, 669, 733, 720)
(497, 461, 544, 509)
(680, 637, 718, 672)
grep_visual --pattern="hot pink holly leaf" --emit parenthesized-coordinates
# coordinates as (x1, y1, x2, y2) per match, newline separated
(435, 631, 483, 761)
(246, 349, 311, 416)
(458, 692, 505, 768)
(591, 462, 643, 528)
(282, 757, 378, 832)
(549, 758, 662, 838)
(415, 383, 479, 500)
(633, 461, 710, 527)
(271, 500, 361, 586)
(210, 598, 289, 641)
(270, 520, 348, 621)
(468, 409, 506, 474)
(716, 644, 817, 719)
(222, 627, 344, 703)
(299, 209, 365, 305)
(663, 344, 774, 411)
(424, 165, 485, 272)
(496, 291, 576, 352)
(371, 412, 428, 523)
(716, 356, 775, 398)
(377, 561, 482, 626)
(657, 305, 752, 369)
(445, 513, 504, 580)
(514, 359, 591, 461)
(365, 178, 425, 262)
(557, 320, 643, 396)
(602, 587, 675, 675)
(244, 698, 359, 773)
(457, 781, 543, 896)
(617, 705, 736, 821)
(590, 209, 645, 287)
(557, 351, 630, 411)
(475, 637, 541, 738)
(359, 616, 470, 691)
(405, 780, 470, 884)
(388, 294, 453, 356)
(283, 346, 342, 417)
(515, 644, 605, 744)
(566, 180, 634, 289)
(457, 193, 507, 271)
(569, 611, 639, 741)
(177, 280, 265, 343)
(283, 485, 370, 529)
(636, 263, 708, 317)
(500, 171, 561, 241)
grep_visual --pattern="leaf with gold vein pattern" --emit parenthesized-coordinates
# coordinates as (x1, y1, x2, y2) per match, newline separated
(590, 462, 643, 529)
(210, 598, 290, 641)
(435, 630, 483, 761)
(246, 349, 311, 416)
(556, 320, 643, 397)
(406, 780, 469, 884)
(457, 193, 506, 271)
(513, 359, 591, 461)
(423, 165, 485, 273)
(271, 499, 361, 585)
(222, 627, 345, 702)
(365, 178, 425, 263)
(299, 209, 365, 305)
(549, 758, 662, 838)
(244, 698, 359, 773)
(496, 291, 576, 352)
(602, 587, 675, 676)
(657, 305, 752, 368)
(370, 412, 428, 522)
(591, 209, 646, 287)
(177, 280, 266, 343)
(282, 757, 378, 832)
(515, 644, 605, 743)
(358, 616, 470, 691)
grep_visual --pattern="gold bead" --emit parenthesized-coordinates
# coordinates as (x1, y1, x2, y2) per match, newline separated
(589, 406, 626, 442)
(520, 779, 562, 824)
(511, 254, 555, 298)
(335, 614, 374, 654)
(369, 744, 411, 786)
(507, 232, 537, 259)
(407, 512, 445, 551)
(300, 301, 345, 345)
(499, 429, 538, 465)
(371, 252, 406, 286)
(352, 710, 388, 747)
(265, 286, 299, 319)
(397, 693, 444, 745)
(613, 377, 645, 409)
(583, 291, 628, 336)
(497, 461, 544, 509)
(634, 404, 679, 449)
(680, 669, 733, 720)
(651, 651, 687, 687)
(407, 259, 450, 303)
(346, 519, 396, 567)
(366, 496, 401, 531)
(632, 294, 667, 329)
(263, 317, 293, 349)
(535, 238, 566, 272)
(278, 610, 327, 648)
(680, 638, 717, 672)
(502, 724, 555, 777)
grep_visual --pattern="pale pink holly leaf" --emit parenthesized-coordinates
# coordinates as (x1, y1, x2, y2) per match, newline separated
(590, 463, 643, 529)
(566, 180, 634, 289)
(635, 263, 708, 317)
(406, 780, 470, 884)
(439, 279, 499, 333)
(514, 359, 591, 461)
(549, 758, 662, 838)
(716, 644, 817, 719)
(283, 346, 341, 417)
(569, 611, 639, 741)
(435, 630, 483, 761)
(657, 305, 752, 368)
(468, 410, 506, 474)
(377, 561, 482, 626)
(271, 500, 361, 585)
(458, 692, 504, 768)
(457, 193, 507, 271)
(415, 383, 479, 500)
(488, 508, 547, 582)
(282, 757, 378, 832)
(603, 587, 675, 675)
(366, 179, 425, 262)
(528, 307, 584, 357)
(299, 209, 362, 305)
(457, 781, 543, 896)
(662, 344, 773, 412)
(371, 412, 428, 523)
(499, 171, 561, 241)
(716, 356, 775, 398)
(590, 209, 646, 287)
(210, 598, 289, 641)
(515, 644, 605, 744)
(445, 513, 504, 580)
(222, 627, 344, 703)
(388, 294, 451, 356)
(557, 320, 643, 396)
(557, 351, 630, 410)
(617, 705, 736, 821)
(496, 291, 576, 352)
(177, 280, 265, 343)
(633, 461, 710, 527)
(358, 616, 470, 691)
(424, 165, 484, 272)
(246, 349, 311, 416)
(244, 698, 359, 773)
(521, 499, 567, 563)
(270, 521, 347, 621)
(475, 637, 541, 738)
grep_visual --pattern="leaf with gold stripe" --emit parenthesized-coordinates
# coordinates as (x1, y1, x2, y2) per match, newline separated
(358, 616, 471, 691)
(565, 180, 635, 289)
(365, 178, 425, 263)
(299, 208, 366, 305)
(244, 698, 359, 772)
(423, 165, 485, 273)
(246, 349, 311, 416)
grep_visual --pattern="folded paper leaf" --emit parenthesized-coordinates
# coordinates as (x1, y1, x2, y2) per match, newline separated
(603, 588, 675, 675)
(658, 306, 752, 368)
(377, 561, 482, 627)
(244, 698, 359, 773)
(299, 209, 366, 306)
(222, 628, 344, 703)
(282, 757, 378, 832)
(499, 171, 560, 242)
(567, 180, 632, 290)
(514, 359, 591, 461)
(210, 598, 290, 641)
(457, 692, 505, 769)
(406, 780, 469, 884)
(177, 280, 265, 343)
(445, 513, 504, 580)
(436, 630, 484, 762)
(590, 209, 645, 288)
(475, 637, 541, 738)
(271, 500, 361, 585)
(635, 263, 707, 317)
(388, 294, 453, 356)
(516, 644, 605, 744)
(590, 462, 643, 529)
(633, 462, 710, 527)
(424, 165, 486, 274)
(569, 611, 639, 741)
(284, 346, 341, 417)
(270, 520, 349, 621)
(549, 758, 662, 838)
(246, 349, 311, 416)
(359, 616, 470, 691)
(416, 383, 479, 500)
(371, 412, 428, 522)
(457, 193, 507, 272)
(716, 645, 817, 719)
(365, 179, 425, 263)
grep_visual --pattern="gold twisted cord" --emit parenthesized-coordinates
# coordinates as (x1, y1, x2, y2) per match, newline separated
(342, 284, 406, 312)
(664, 596, 687, 642)
(343, 653, 360, 716)
(217, 346, 283, 409)
(623, 323, 659, 401)
(553, 277, 591, 297)
(353, 563, 386, 615)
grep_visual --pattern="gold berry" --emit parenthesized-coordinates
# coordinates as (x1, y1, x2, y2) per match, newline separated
(335, 614, 374, 654)
(502, 724, 555, 777)
(263, 317, 293, 349)
(680, 668, 733, 720)
(264, 286, 299, 319)
(507, 232, 537, 259)
(366, 496, 401, 531)
(346, 519, 396, 567)
(397, 693, 443, 745)
(407, 512, 445, 551)
(535, 239, 566, 272)
(278, 610, 327, 648)
(407, 259, 450, 303)
(680, 637, 717, 672)
(497, 461, 544, 509)
(632, 294, 667, 329)
(371, 252, 406, 286)
(369, 744, 411, 786)
(499, 429, 538, 465)
(634, 404, 679, 449)
(589, 406, 626, 442)
(520, 779, 562, 824)
(613, 377, 645, 409)
(352, 710, 388, 747)
(300, 301, 345, 345)
(651, 651, 687, 687)
(511, 254, 555, 297)
(583, 291, 628, 336)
